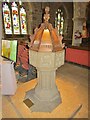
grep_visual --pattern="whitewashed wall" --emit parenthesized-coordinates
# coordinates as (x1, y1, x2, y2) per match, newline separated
(0, 2, 2, 56)
(0, 2, 2, 119)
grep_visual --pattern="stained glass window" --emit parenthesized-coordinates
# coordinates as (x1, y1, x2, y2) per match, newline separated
(3, 1, 27, 35)
(20, 7, 27, 34)
(55, 9, 64, 35)
(3, 3, 12, 34)
(12, 2, 20, 34)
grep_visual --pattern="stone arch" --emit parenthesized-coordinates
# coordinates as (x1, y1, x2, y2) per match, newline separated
(54, 3, 73, 40)
(50, 2, 73, 39)
(53, 4, 67, 37)
(53, 3, 69, 20)
(58, 4, 69, 19)
(54, 4, 68, 36)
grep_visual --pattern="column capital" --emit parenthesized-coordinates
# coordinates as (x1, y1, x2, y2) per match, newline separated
(72, 17, 86, 22)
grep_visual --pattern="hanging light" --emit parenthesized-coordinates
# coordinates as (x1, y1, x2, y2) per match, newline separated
(3, 0, 9, 2)
(19, 0, 22, 5)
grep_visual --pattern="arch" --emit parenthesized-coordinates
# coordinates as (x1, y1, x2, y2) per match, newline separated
(54, 3, 69, 36)
(59, 3, 69, 19)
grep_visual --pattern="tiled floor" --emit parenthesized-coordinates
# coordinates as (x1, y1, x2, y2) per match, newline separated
(1, 62, 89, 118)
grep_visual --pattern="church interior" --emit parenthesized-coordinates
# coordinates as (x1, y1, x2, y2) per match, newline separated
(0, 1, 90, 119)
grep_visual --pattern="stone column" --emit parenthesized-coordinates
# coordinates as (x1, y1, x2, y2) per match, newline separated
(64, 18, 72, 39)
(23, 2, 33, 34)
(72, 2, 86, 46)
(72, 18, 85, 46)
(64, 18, 69, 39)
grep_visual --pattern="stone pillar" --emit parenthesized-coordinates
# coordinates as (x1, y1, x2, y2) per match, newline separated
(23, 2, 33, 34)
(72, 18, 85, 46)
(64, 18, 68, 39)
(72, 2, 86, 46)
(64, 18, 72, 39)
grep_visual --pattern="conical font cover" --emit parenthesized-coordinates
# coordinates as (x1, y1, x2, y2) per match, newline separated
(29, 7, 65, 52)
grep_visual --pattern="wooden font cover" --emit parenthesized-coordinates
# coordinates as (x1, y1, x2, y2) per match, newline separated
(29, 7, 65, 52)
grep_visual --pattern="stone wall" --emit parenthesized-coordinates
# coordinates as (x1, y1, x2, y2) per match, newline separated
(1, 2, 89, 46)
(49, 2, 73, 40)
(1, 2, 73, 41)
(24, 2, 73, 41)
(24, 2, 49, 34)
(30, 2, 42, 33)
